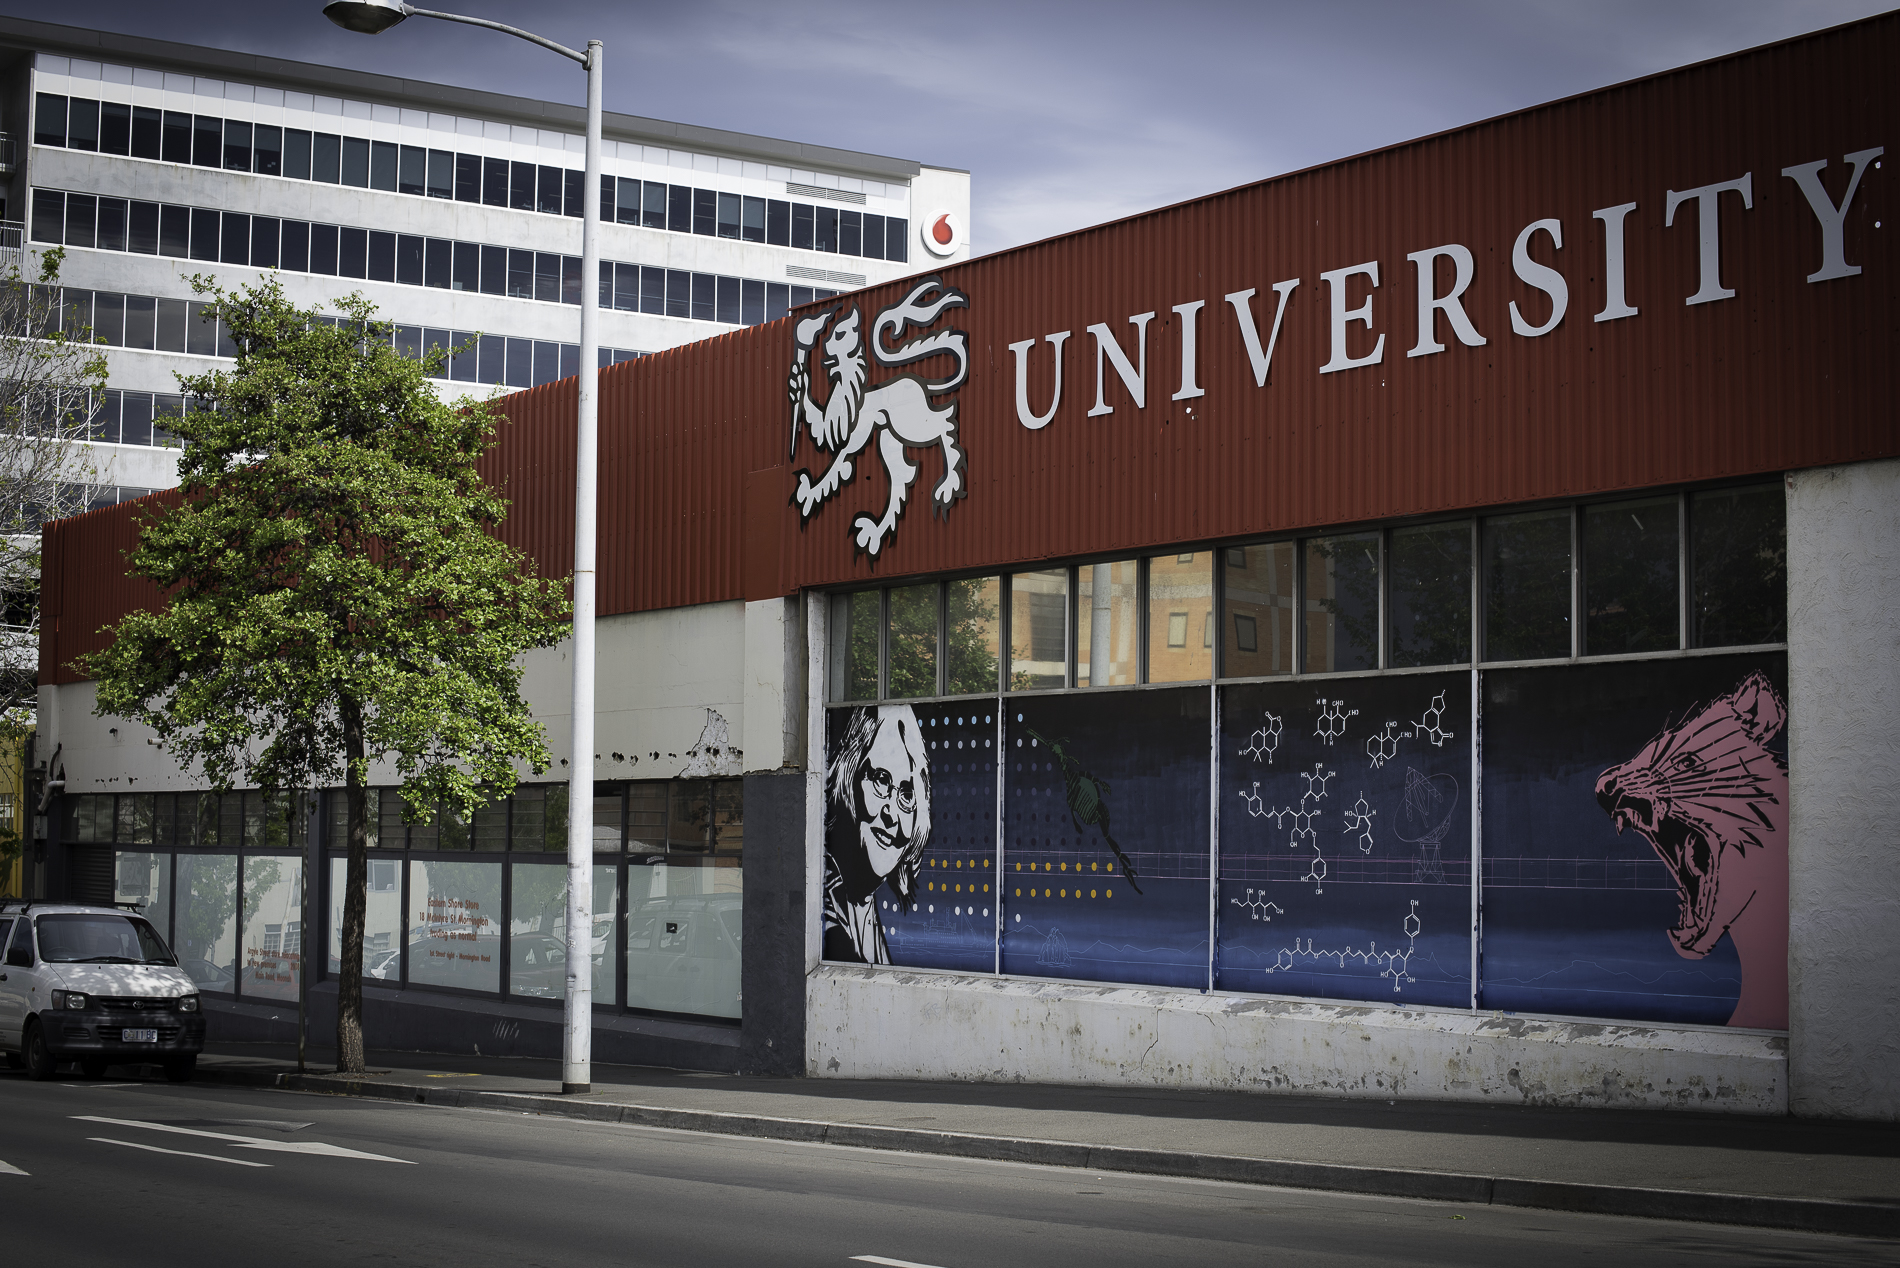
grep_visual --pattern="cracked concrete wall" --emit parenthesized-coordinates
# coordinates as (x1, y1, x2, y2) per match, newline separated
(808, 965, 1787, 1113)
(1787, 458, 1900, 1121)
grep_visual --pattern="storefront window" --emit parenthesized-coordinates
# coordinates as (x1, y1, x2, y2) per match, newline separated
(1222, 542, 1295, 678)
(474, 795, 509, 851)
(328, 856, 405, 983)
(945, 576, 1001, 695)
(241, 855, 302, 1002)
(590, 790, 623, 851)
(326, 788, 384, 849)
(627, 782, 667, 851)
(407, 859, 501, 992)
(1389, 521, 1472, 668)
(1484, 509, 1572, 661)
(626, 856, 741, 1017)
(1076, 560, 1138, 686)
(1584, 496, 1679, 655)
(887, 582, 939, 698)
(507, 860, 616, 1001)
(829, 589, 879, 701)
(114, 851, 171, 943)
(1304, 533, 1379, 673)
(1008, 568, 1068, 690)
(70, 794, 112, 843)
(1692, 484, 1786, 647)
(1147, 553, 1212, 682)
(175, 853, 237, 992)
(114, 794, 155, 845)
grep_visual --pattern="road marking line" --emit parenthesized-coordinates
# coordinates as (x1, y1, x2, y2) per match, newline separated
(852, 1258, 952, 1268)
(90, 1138, 271, 1168)
(0, 1160, 26, 1176)
(72, 1116, 414, 1164)
(59, 1083, 140, 1089)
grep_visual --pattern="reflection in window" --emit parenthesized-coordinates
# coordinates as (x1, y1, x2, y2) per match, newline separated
(176, 854, 237, 993)
(1147, 553, 1211, 682)
(1224, 542, 1295, 678)
(1389, 521, 1472, 667)
(1305, 533, 1379, 673)
(241, 856, 303, 1002)
(328, 857, 406, 983)
(406, 860, 501, 992)
(1077, 561, 1138, 687)
(887, 582, 939, 698)
(829, 589, 879, 701)
(1485, 510, 1572, 661)
(626, 856, 741, 1018)
(945, 577, 1001, 696)
(1009, 569, 1068, 690)
(114, 851, 172, 944)
(1692, 485, 1786, 647)
(1584, 497, 1679, 655)
(507, 862, 615, 1001)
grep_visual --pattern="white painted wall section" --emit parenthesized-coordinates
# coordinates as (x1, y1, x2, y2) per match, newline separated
(741, 597, 801, 774)
(1786, 457, 1900, 1121)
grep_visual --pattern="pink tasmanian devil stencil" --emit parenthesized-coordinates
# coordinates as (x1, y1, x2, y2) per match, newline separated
(1593, 671, 1789, 1029)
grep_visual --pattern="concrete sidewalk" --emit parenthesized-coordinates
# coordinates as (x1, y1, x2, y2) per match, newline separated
(190, 1042, 1898, 1240)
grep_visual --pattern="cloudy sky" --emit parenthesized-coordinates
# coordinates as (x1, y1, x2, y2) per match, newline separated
(21, 0, 1893, 253)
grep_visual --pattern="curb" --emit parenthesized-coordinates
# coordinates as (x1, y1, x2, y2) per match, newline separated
(197, 1066, 1898, 1240)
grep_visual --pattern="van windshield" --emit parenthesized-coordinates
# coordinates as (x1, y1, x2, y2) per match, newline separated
(35, 914, 176, 965)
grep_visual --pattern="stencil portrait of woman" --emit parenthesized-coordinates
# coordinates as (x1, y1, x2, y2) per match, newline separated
(824, 704, 932, 964)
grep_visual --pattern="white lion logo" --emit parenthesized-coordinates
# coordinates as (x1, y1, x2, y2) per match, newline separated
(787, 277, 970, 558)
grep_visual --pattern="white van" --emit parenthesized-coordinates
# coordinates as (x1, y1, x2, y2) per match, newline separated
(0, 901, 206, 1081)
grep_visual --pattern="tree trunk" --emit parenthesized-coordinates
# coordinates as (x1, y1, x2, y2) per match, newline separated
(336, 696, 369, 1074)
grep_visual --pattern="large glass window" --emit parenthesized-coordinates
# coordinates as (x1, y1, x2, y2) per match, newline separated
(626, 857, 741, 1018)
(945, 577, 1001, 695)
(1009, 568, 1068, 690)
(508, 862, 616, 1002)
(241, 856, 303, 1002)
(1077, 560, 1138, 687)
(114, 851, 172, 941)
(1485, 509, 1572, 661)
(887, 583, 939, 699)
(1388, 521, 1472, 667)
(1692, 484, 1786, 647)
(406, 860, 502, 992)
(175, 854, 237, 993)
(328, 856, 405, 983)
(1304, 533, 1379, 673)
(829, 589, 880, 701)
(1584, 496, 1679, 655)
(1147, 553, 1212, 683)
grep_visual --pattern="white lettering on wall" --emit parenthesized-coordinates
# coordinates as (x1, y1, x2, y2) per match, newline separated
(1593, 201, 1639, 322)
(1782, 147, 1884, 282)
(1225, 281, 1299, 387)
(1665, 173, 1754, 305)
(1171, 301, 1206, 401)
(1009, 331, 1072, 431)
(1509, 219, 1568, 337)
(1319, 262, 1384, 374)
(1087, 313, 1156, 416)
(1406, 244, 1487, 357)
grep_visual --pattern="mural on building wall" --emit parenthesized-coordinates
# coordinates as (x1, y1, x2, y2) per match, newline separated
(788, 276, 970, 559)
(1002, 689, 1211, 989)
(824, 703, 998, 973)
(1216, 673, 1474, 1007)
(1480, 653, 1789, 1028)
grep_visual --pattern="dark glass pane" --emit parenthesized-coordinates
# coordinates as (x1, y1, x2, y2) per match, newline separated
(741, 278, 764, 326)
(643, 180, 666, 229)
(1305, 532, 1380, 673)
(29, 190, 62, 245)
(397, 144, 425, 195)
(533, 251, 560, 303)
(132, 106, 162, 159)
(479, 244, 505, 295)
(791, 203, 814, 250)
(449, 331, 477, 382)
(251, 216, 280, 269)
(64, 194, 95, 248)
(765, 282, 788, 323)
(100, 101, 130, 155)
(313, 132, 341, 183)
(58, 288, 89, 338)
(366, 230, 395, 282)
(158, 204, 190, 257)
(280, 220, 310, 272)
(765, 199, 789, 246)
(887, 217, 908, 263)
(253, 125, 281, 176)
(564, 169, 583, 218)
(613, 262, 637, 311)
(186, 300, 217, 355)
(1485, 509, 1572, 661)
(560, 344, 578, 379)
(740, 195, 766, 244)
(509, 161, 534, 211)
(124, 295, 155, 349)
(1388, 521, 1472, 667)
(532, 340, 557, 386)
(887, 582, 939, 698)
(641, 265, 664, 315)
(715, 275, 739, 324)
(422, 327, 450, 378)
(862, 212, 885, 260)
(1584, 496, 1678, 655)
(562, 256, 581, 306)
(482, 156, 507, 206)
(121, 391, 153, 446)
(155, 298, 187, 352)
(840, 209, 862, 256)
(790, 284, 813, 308)
(505, 337, 532, 388)
(193, 114, 221, 167)
(162, 111, 192, 163)
(339, 226, 368, 278)
(90, 388, 118, 441)
(692, 188, 716, 236)
(1223, 542, 1295, 678)
(190, 207, 220, 261)
(34, 93, 66, 147)
(537, 164, 562, 215)
(426, 149, 453, 199)
(454, 152, 481, 201)
(477, 333, 504, 384)
(341, 136, 370, 187)
(283, 128, 312, 179)
(310, 223, 338, 274)
(424, 238, 451, 289)
(665, 269, 690, 318)
(128, 201, 158, 254)
(96, 198, 127, 252)
(223, 119, 252, 171)
(93, 293, 124, 346)
(615, 176, 639, 225)
(216, 315, 238, 359)
(1691, 485, 1786, 647)
(666, 184, 691, 233)
(832, 590, 880, 701)
(690, 273, 714, 321)
(507, 248, 533, 298)
(394, 324, 421, 360)
(716, 191, 741, 239)
(67, 98, 99, 151)
(220, 212, 250, 265)
(815, 205, 837, 252)
(452, 240, 479, 292)
(396, 234, 422, 285)
(368, 140, 396, 191)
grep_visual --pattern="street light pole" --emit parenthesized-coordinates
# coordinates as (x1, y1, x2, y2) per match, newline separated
(323, 0, 601, 1094)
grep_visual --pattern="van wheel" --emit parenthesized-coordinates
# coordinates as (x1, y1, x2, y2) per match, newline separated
(23, 1022, 57, 1081)
(162, 1055, 195, 1083)
(79, 1057, 109, 1079)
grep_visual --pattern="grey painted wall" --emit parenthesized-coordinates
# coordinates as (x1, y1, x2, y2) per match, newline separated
(738, 768, 807, 1076)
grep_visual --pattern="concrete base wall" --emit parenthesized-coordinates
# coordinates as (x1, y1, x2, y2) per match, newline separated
(1787, 458, 1900, 1121)
(808, 966, 1788, 1113)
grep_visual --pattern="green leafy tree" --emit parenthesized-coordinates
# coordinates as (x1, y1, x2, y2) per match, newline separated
(84, 277, 569, 1073)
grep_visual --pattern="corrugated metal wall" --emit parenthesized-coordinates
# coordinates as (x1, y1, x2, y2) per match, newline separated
(42, 13, 1900, 684)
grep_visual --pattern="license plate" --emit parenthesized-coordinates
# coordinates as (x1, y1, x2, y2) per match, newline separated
(121, 1028, 158, 1043)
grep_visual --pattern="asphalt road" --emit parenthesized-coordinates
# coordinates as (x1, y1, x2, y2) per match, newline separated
(1, 1070, 1894, 1267)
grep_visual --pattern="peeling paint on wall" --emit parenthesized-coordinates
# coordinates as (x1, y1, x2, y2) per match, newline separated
(679, 708, 742, 779)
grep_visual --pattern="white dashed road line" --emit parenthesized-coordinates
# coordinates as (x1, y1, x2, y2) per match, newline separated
(851, 1257, 952, 1268)
(73, 1116, 414, 1163)
(89, 1138, 272, 1167)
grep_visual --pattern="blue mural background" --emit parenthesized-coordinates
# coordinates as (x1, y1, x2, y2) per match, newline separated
(1216, 672, 1473, 1007)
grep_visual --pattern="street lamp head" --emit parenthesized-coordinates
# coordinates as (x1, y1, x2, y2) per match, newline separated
(322, 0, 411, 34)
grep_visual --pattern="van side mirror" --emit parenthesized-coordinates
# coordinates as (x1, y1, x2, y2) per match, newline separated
(5, 947, 31, 968)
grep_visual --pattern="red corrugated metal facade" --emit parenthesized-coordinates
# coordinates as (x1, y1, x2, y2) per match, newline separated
(41, 14, 1899, 683)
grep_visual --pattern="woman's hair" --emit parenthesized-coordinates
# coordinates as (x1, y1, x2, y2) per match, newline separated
(826, 705, 932, 909)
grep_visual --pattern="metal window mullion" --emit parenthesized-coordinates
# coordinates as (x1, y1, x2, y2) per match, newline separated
(1472, 518, 1485, 665)
(1292, 538, 1306, 678)
(1066, 566, 1078, 689)
(1678, 491, 1691, 650)
(994, 687, 1006, 976)
(1377, 528, 1389, 670)
(999, 573, 1013, 694)
(1137, 556, 1151, 684)
(1207, 676, 1220, 993)
(937, 580, 949, 698)
(499, 843, 513, 999)
(877, 586, 890, 700)
(1570, 505, 1583, 660)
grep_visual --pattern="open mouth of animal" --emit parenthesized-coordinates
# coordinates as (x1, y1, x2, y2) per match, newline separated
(1604, 790, 1718, 954)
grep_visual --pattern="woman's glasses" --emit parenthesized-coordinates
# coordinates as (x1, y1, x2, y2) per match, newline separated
(864, 765, 917, 814)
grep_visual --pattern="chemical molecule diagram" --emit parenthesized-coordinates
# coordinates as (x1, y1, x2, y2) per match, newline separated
(1364, 692, 1458, 769)
(1344, 793, 1377, 853)
(1366, 721, 1407, 770)
(1229, 889, 1285, 922)
(1315, 698, 1358, 745)
(1259, 900, 1424, 994)
(1239, 764, 1336, 892)
(1413, 691, 1455, 747)
(1238, 709, 1284, 765)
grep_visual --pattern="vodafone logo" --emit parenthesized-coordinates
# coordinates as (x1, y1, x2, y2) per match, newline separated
(920, 209, 963, 258)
